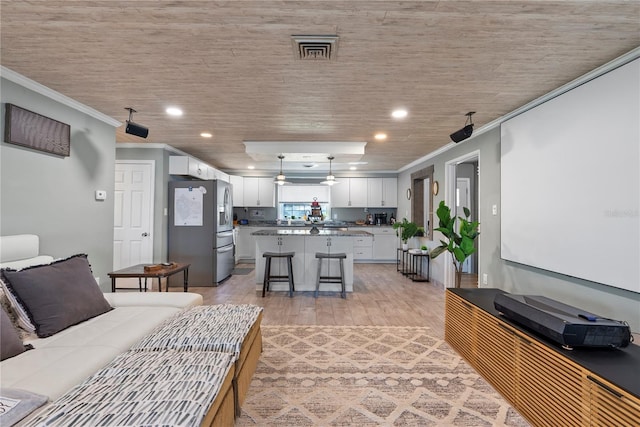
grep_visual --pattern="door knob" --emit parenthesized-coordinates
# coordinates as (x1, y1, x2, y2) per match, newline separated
(142, 232, 149, 237)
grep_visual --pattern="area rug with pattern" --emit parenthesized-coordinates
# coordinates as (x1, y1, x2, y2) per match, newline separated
(237, 325, 529, 426)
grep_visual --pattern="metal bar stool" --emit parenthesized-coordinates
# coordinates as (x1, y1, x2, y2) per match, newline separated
(262, 251, 295, 297)
(315, 252, 347, 298)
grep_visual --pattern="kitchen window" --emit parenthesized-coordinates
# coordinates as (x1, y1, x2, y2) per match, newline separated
(279, 202, 330, 220)
(277, 185, 330, 220)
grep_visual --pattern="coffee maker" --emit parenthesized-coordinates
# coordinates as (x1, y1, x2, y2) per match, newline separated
(374, 213, 387, 225)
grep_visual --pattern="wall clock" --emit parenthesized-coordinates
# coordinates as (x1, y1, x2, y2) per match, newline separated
(432, 181, 439, 195)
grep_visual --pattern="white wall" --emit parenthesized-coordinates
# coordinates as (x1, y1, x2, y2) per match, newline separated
(1, 77, 117, 289)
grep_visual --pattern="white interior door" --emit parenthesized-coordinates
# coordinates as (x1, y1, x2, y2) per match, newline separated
(456, 177, 471, 273)
(113, 161, 155, 271)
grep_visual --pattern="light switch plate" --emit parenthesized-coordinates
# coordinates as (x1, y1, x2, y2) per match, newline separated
(492, 204, 497, 215)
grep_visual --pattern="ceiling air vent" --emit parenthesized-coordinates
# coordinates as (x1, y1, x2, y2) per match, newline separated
(291, 35, 339, 60)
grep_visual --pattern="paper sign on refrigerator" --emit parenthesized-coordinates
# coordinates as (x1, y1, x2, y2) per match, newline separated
(173, 186, 205, 226)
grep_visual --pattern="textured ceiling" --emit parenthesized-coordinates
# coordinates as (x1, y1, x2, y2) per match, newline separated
(1, 1, 638, 174)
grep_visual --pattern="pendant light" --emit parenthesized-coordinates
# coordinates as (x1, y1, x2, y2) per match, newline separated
(321, 156, 339, 185)
(274, 154, 289, 186)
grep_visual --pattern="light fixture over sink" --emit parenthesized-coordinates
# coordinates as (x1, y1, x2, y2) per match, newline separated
(321, 156, 339, 186)
(274, 154, 289, 186)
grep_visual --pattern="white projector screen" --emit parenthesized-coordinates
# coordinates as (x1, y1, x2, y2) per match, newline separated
(501, 58, 640, 294)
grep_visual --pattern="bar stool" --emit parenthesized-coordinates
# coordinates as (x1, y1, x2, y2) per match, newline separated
(262, 252, 295, 297)
(315, 252, 347, 298)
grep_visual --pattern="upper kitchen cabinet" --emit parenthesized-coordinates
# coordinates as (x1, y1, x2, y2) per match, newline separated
(243, 177, 275, 207)
(331, 178, 368, 207)
(229, 175, 244, 207)
(367, 178, 398, 208)
(169, 156, 208, 179)
(208, 167, 229, 182)
(169, 156, 228, 182)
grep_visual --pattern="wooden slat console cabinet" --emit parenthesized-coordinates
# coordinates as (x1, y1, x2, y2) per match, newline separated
(445, 288, 640, 427)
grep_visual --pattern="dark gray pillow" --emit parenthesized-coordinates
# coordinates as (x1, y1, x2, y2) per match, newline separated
(0, 254, 113, 338)
(1, 307, 26, 360)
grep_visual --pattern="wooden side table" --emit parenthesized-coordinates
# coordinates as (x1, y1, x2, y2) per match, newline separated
(108, 263, 190, 292)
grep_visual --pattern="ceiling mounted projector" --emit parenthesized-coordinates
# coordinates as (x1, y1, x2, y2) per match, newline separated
(124, 107, 149, 138)
(450, 111, 475, 143)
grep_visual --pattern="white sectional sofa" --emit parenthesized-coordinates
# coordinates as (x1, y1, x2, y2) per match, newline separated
(1, 291, 202, 401)
(1, 234, 263, 426)
(0, 235, 202, 423)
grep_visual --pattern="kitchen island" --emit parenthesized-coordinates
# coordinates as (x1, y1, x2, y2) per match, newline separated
(251, 228, 373, 294)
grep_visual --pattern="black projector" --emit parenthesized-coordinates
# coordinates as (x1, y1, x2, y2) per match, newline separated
(494, 293, 631, 350)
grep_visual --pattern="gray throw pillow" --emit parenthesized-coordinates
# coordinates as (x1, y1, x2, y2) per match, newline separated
(0, 254, 113, 338)
(1, 307, 26, 361)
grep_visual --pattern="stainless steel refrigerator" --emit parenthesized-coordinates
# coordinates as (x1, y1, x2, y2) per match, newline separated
(168, 180, 234, 286)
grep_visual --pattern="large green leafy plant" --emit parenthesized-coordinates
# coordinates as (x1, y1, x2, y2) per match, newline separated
(430, 201, 480, 288)
(392, 218, 420, 245)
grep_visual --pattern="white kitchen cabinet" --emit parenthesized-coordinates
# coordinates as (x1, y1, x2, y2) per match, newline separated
(353, 234, 373, 260)
(369, 227, 398, 261)
(169, 156, 208, 179)
(243, 177, 275, 207)
(349, 178, 368, 207)
(235, 226, 258, 263)
(331, 178, 368, 207)
(367, 178, 398, 208)
(330, 180, 350, 207)
(169, 156, 230, 182)
(208, 167, 229, 182)
(229, 175, 244, 207)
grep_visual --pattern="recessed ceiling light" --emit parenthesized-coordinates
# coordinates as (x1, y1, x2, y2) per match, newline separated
(200, 132, 212, 138)
(166, 107, 183, 116)
(349, 166, 357, 170)
(247, 165, 255, 170)
(391, 109, 408, 119)
(374, 133, 387, 140)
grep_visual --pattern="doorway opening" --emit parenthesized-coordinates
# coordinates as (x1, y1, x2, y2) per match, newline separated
(444, 151, 480, 288)
(410, 165, 434, 239)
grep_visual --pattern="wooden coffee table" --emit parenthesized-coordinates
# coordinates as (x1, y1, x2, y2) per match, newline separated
(108, 263, 190, 292)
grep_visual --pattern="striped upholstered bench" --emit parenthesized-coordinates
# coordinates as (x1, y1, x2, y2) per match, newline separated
(130, 304, 263, 416)
(24, 350, 236, 426)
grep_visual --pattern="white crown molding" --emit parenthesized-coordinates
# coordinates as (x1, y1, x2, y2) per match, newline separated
(116, 142, 190, 156)
(1, 66, 121, 127)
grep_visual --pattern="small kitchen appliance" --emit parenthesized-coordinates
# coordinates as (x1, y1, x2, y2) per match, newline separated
(374, 213, 388, 225)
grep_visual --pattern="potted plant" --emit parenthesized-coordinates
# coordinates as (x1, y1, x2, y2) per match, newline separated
(430, 201, 480, 288)
(420, 245, 429, 254)
(393, 218, 419, 250)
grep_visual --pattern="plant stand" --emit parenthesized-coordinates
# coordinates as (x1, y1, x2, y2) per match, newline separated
(396, 248, 411, 275)
(408, 250, 430, 282)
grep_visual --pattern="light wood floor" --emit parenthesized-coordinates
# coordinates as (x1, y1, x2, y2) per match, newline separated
(167, 263, 479, 333)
